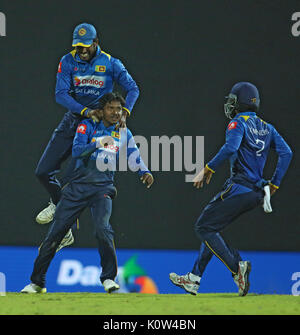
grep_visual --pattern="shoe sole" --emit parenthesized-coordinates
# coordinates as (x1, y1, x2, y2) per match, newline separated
(240, 261, 251, 297)
(169, 274, 197, 296)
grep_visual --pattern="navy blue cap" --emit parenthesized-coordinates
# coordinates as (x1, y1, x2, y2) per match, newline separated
(72, 23, 97, 47)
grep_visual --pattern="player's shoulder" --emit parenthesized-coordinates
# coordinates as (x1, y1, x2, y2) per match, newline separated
(59, 50, 76, 65)
(100, 50, 124, 66)
(77, 118, 97, 131)
(253, 115, 276, 134)
(99, 50, 114, 62)
(226, 116, 244, 131)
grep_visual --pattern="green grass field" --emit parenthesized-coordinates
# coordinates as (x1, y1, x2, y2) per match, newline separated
(0, 293, 299, 315)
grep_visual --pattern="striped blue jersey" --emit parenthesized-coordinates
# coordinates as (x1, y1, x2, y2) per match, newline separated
(71, 119, 150, 184)
(55, 46, 139, 116)
(207, 111, 292, 188)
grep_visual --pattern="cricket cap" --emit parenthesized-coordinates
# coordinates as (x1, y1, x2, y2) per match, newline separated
(72, 23, 97, 47)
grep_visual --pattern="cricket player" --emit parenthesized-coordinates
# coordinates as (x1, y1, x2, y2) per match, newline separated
(35, 23, 139, 249)
(21, 93, 153, 293)
(169, 82, 293, 296)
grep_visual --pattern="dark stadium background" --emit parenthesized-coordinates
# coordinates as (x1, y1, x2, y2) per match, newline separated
(0, 0, 299, 252)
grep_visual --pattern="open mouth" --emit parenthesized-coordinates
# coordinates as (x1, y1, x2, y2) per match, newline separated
(79, 52, 89, 59)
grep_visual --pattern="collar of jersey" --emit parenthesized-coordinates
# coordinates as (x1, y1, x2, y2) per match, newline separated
(97, 120, 117, 132)
(236, 111, 256, 118)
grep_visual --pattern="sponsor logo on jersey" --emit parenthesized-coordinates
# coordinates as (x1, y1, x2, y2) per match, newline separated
(77, 124, 87, 134)
(74, 75, 106, 88)
(227, 121, 237, 130)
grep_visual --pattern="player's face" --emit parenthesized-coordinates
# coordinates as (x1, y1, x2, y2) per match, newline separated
(75, 42, 97, 61)
(102, 101, 123, 125)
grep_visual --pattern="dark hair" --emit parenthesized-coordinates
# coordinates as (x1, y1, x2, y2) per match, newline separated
(98, 92, 125, 110)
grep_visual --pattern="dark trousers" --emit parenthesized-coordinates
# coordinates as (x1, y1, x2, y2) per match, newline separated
(30, 182, 118, 288)
(35, 112, 80, 205)
(192, 181, 264, 276)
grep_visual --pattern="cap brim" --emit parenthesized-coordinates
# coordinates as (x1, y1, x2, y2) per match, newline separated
(72, 39, 93, 47)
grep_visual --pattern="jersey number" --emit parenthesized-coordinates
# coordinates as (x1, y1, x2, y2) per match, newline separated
(255, 139, 265, 156)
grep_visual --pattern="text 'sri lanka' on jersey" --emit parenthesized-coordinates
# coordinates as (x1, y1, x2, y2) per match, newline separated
(71, 119, 150, 184)
(55, 46, 139, 116)
(206, 111, 292, 188)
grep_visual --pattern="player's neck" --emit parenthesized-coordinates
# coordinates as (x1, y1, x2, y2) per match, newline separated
(102, 120, 115, 128)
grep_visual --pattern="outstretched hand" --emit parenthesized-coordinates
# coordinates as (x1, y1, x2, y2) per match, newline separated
(140, 173, 154, 189)
(193, 166, 214, 189)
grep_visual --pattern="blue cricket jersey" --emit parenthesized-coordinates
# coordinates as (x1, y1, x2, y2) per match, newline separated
(55, 46, 139, 116)
(207, 111, 292, 188)
(71, 119, 150, 184)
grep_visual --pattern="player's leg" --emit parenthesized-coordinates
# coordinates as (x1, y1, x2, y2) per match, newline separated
(89, 185, 119, 293)
(22, 183, 89, 292)
(35, 131, 72, 205)
(35, 113, 79, 224)
(191, 242, 214, 277)
(170, 183, 263, 295)
(194, 184, 263, 295)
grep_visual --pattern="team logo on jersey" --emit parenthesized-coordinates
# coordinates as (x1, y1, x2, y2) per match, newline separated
(57, 62, 62, 73)
(74, 75, 105, 88)
(77, 124, 87, 134)
(227, 121, 237, 130)
(95, 65, 106, 72)
(78, 28, 86, 36)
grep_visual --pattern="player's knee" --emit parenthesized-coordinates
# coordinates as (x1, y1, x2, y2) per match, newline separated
(94, 225, 113, 242)
(194, 218, 210, 241)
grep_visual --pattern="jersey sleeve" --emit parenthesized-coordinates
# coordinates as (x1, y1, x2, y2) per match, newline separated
(55, 55, 87, 115)
(72, 120, 97, 158)
(126, 128, 150, 176)
(207, 119, 244, 172)
(112, 58, 139, 115)
(269, 125, 293, 187)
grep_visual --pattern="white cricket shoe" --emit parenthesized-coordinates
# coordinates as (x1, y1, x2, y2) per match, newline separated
(233, 261, 251, 296)
(103, 279, 120, 293)
(36, 200, 56, 224)
(56, 229, 74, 252)
(21, 283, 47, 294)
(169, 272, 200, 295)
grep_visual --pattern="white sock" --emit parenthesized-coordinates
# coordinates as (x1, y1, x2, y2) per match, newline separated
(189, 273, 201, 283)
